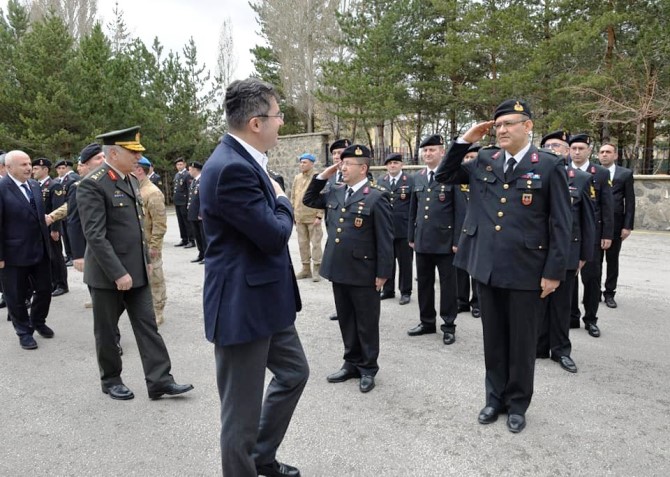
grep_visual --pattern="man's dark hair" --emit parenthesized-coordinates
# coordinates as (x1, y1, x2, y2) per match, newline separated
(225, 78, 279, 131)
(601, 142, 618, 154)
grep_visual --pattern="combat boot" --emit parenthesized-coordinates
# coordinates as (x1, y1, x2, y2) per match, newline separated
(296, 263, 312, 279)
(312, 264, 321, 282)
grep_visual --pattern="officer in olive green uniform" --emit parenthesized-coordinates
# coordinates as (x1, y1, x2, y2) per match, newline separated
(78, 126, 192, 401)
(303, 144, 393, 393)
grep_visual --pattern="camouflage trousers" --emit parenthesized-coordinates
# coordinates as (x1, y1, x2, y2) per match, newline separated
(296, 221, 323, 265)
(149, 255, 167, 325)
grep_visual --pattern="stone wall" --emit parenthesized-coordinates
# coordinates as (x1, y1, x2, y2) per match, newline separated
(634, 176, 670, 231)
(268, 132, 330, 196)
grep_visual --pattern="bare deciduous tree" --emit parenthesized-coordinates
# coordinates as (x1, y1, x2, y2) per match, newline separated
(29, 0, 97, 40)
(215, 17, 237, 91)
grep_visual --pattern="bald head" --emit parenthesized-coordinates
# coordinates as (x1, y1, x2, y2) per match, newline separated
(5, 150, 33, 182)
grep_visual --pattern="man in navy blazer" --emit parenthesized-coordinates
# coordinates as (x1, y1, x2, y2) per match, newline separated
(0, 150, 54, 350)
(200, 78, 309, 477)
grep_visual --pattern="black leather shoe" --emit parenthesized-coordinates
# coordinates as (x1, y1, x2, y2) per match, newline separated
(51, 287, 69, 297)
(328, 312, 338, 321)
(604, 296, 617, 308)
(184, 241, 196, 249)
(256, 460, 300, 477)
(507, 414, 526, 433)
(190, 256, 204, 263)
(174, 241, 187, 247)
(407, 323, 436, 336)
(326, 368, 359, 383)
(19, 335, 38, 350)
(443, 332, 455, 345)
(379, 291, 395, 300)
(148, 383, 194, 399)
(585, 323, 601, 337)
(102, 384, 134, 400)
(478, 406, 500, 424)
(35, 324, 55, 338)
(399, 294, 411, 305)
(554, 355, 578, 373)
(359, 375, 375, 393)
(471, 307, 481, 318)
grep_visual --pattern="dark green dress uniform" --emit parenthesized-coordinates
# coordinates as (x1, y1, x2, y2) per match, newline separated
(303, 169, 393, 377)
(408, 167, 459, 336)
(37, 169, 68, 293)
(78, 162, 177, 393)
(435, 102, 571, 418)
(173, 165, 193, 245)
(538, 161, 596, 362)
(376, 160, 414, 300)
(569, 155, 614, 332)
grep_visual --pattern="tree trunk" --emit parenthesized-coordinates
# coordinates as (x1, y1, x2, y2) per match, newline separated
(643, 117, 655, 174)
(414, 110, 422, 164)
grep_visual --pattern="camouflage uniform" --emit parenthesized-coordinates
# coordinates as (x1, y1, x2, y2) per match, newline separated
(139, 177, 168, 325)
(291, 170, 324, 280)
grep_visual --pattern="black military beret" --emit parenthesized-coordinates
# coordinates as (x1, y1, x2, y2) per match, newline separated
(329, 139, 351, 153)
(467, 144, 482, 153)
(96, 126, 145, 152)
(32, 157, 52, 168)
(54, 159, 74, 168)
(341, 144, 371, 160)
(540, 130, 570, 147)
(189, 161, 203, 170)
(384, 153, 403, 164)
(80, 143, 103, 164)
(419, 134, 445, 148)
(568, 134, 591, 146)
(494, 99, 532, 120)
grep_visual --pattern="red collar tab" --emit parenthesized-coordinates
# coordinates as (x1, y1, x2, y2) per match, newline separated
(107, 169, 118, 181)
(492, 151, 501, 160)
(531, 152, 539, 163)
(568, 169, 575, 178)
(363, 187, 370, 194)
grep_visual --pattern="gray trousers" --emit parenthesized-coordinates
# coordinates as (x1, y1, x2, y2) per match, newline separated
(215, 325, 309, 476)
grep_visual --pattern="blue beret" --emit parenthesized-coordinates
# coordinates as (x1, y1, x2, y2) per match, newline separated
(138, 156, 152, 167)
(299, 153, 316, 162)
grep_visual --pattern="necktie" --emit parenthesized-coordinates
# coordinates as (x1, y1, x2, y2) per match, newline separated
(390, 178, 396, 188)
(21, 183, 37, 211)
(428, 171, 434, 185)
(337, 172, 343, 183)
(346, 187, 354, 202)
(504, 157, 517, 183)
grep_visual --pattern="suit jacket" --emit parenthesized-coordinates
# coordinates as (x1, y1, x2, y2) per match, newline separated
(436, 142, 572, 290)
(376, 172, 413, 239)
(200, 134, 301, 346)
(172, 169, 192, 206)
(187, 176, 201, 221)
(77, 164, 149, 289)
(581, 162, 614, 243)
(0, 176, 51, 266)
(303, 177, 393, 287)
(408, 169, 457, 254)
(610, 165, 635, 231)
(566, 167, 596, 270)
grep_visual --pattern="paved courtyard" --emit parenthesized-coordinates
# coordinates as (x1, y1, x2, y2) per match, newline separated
(1, 210, 669, 476)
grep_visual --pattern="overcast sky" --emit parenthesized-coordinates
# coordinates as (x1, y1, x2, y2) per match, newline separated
(3, 0, 262, 79)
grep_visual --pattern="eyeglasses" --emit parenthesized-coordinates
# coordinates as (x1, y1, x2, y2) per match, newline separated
(493, 119, 527, 130)
(342, 161, 365, 167)
(256, 112, 285, 120)
(544, 142, 566, 150)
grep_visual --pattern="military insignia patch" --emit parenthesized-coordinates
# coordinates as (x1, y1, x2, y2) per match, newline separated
(514, 101, 524, 112)
(439, 193, 446, 202)
(568, 169, 575, 178)
(460, 184, 469, 192)
(355, 147, 363, 156)
(531, 152, 539, 163)
(486, 165, 493, 172)
(590, 185, 596, 199)
(522, 193, 533, 206)
(354, 217, 363, 228)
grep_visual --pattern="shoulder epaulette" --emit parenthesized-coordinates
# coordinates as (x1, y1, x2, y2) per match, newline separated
(89, 165, 109, 182)
(372, 184, 386, 191)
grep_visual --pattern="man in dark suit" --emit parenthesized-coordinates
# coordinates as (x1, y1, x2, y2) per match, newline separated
(597, 143, 634, 309)
(408, 135, 459, 345)
(200, 79, 308, 477)
(376, 153, 413, 304)
(172, 157, 194, 247)
(54, 159, 80, 266)
(77, 126, 193, 402)
(0, 150, 54, 350)
(568, 134, 614, 337)
(187, 161, 204, 263)
(454, 145, 481, 318)
(536, 131, 596, 374)
(32, 158, 69, 297)
(303, 143, 393, 395)
(436, 99, 572, 433)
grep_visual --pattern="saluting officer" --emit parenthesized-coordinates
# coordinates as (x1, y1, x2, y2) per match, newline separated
(187, 161, 205, 263)
(436, 99, 572, 433)
(173, 157, 194, 248)
(568, 134, 614, 338)
(77, 126, 193, 401)
(376, 152, 414, 305)
(408, 134, 459, 345)
(303, 144, 393, 393)
(536, 131, 596, 374)
(454, 144, 481, 318)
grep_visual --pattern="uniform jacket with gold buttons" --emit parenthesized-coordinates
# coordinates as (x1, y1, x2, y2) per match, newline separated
(376, 172, 413, 239)
(436, 142, 571, 290)
(566, 166, 596, 270)
(303, 177, 393, 287)
(409, 169, 457, 254)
